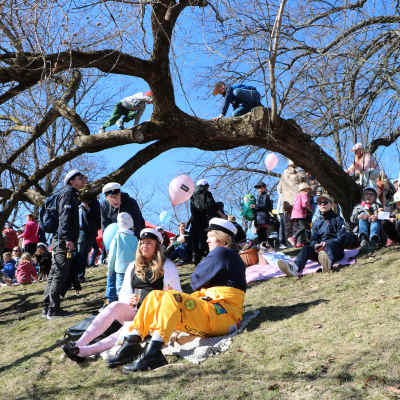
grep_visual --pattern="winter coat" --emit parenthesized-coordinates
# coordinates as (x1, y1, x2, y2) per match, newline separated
(190, 186, 217, 223)
(254, 192, 273, 225)
(291, 191, 311, 219)
(79, 199, 101, 239)
(19, 221, 39, 245)
(2, 260, 16, 279)
(107, 230, 138, 275)
(350, 201, 381, 225)
(277, 167, 302, 208)
(220, 84, 261, 116)
(16, 260, 37, 284)
(57, 185, 81, 243)
(309, 210, 348, 248)
(100, 192, 145, 239)
(118, 258, 182, 303)
(120, 92, 151, 111)
(2, 228, 18, 249)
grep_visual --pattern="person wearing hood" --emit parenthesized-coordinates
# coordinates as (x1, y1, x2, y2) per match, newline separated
(350, 186, 381, 252)
(277, 193, 349, 277)
(105, 212, 138, 303)
(189, 179, 218, 264)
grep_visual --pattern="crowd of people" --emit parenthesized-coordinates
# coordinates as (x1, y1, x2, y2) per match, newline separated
(1, 82, 399, 374)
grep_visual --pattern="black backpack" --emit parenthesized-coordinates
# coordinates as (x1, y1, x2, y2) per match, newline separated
(39, 191, 61, 234)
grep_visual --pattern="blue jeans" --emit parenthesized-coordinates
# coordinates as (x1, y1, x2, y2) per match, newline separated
(232, 88, 261, 116)
(358, 219, 380, 240)
(106, 271, 125, 302)
(168, 244, 190, 262)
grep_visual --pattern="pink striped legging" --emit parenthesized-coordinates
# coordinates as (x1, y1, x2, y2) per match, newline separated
(75, 301, 136, 357)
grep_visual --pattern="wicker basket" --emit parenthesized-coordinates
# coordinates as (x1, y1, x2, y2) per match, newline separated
(239, 247, 259, 267)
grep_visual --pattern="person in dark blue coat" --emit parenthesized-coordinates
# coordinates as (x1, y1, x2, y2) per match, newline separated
(213, 81, 262, 119)
(252, 181, 273, 244)
(277, 193, 351, 277)
(100, 182, 145, 240)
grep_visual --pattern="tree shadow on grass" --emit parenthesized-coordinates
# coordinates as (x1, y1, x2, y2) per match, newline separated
(245, 299, 329, 332)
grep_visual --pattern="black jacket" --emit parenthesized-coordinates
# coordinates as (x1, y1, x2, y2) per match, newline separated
(79, 199, 101, 239)
(310, 210, 347, 247)
(57, 185, 80, 242)
(190, 186, 217, 222)
(254, 191, 273, 225)
(100, 192, 145, 239)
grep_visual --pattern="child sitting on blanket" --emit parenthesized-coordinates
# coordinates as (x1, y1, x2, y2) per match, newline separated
(278, 193, 349, 277)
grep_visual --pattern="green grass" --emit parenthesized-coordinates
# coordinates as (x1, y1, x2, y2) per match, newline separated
(1, 247, 400, 400)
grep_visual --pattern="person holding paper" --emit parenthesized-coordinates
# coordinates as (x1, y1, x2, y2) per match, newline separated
(382, 191, 400, 246)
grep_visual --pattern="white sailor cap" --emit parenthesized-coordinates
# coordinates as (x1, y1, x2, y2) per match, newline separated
(196, 179, 208, 186)
(64, 169, 82, 185)
(207, 217, 237, 237)
(139, 228, 163, 244)
(102, 182, 121, 195)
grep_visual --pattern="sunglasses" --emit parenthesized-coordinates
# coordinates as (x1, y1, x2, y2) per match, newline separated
(105, 189, 121, 196)
(318, 201, 329, 205)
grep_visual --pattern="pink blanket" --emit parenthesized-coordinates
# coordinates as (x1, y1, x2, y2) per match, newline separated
(246, 249, 359, 283)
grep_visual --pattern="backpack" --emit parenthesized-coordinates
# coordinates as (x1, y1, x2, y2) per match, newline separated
(240, 194, 256, 221)
(39, 191, 61, 234)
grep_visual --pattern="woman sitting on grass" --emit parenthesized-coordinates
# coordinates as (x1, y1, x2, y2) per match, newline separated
(62, 228, 181, 365)
(110, 217, 247, 373)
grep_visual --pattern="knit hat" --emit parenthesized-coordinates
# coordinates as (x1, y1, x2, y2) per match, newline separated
(140, 228, 163, 244)
(298, 182, 311, 191)
(350, 143, 363, 152)
(117, 212, 133, 231)
(364, 186, 377, 195)
(102, 182, 121, 195)
(391, 191, 400, 204)
(64, 169, 82, 185)
(206, 217, 237, 237)
(196, 179, 208, 186)
(37, 243, 48, 251)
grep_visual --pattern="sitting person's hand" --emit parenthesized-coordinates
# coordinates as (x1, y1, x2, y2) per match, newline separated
(128, 294, 139, 307)
(358, 213, 369, 220)
(369, 214, 377, 222)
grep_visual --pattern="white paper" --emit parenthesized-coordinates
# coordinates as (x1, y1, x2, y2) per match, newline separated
(378, 211, 390, 220)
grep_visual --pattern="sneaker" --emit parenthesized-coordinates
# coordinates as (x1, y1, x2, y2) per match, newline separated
(369, 236, 379, 252)
(318, 250, 332, 273)
(97, 127, 105, 134)
(47, 308, 74, 320)
(287, 237, 296, 247)
(279, 243, 288, 249)
(386, 238, 394, 247)
(359, 238, 369, 251)
(277, 259, 299, 277)
(116, 119, 124, 129)
(41, 308, 48, 319)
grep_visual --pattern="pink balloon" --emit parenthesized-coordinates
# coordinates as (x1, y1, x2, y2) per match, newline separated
(169, 174, 195, 206)
(265, 153, 278, 171)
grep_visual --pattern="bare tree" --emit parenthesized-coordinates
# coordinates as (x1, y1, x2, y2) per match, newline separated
(0, 0, 400, 230)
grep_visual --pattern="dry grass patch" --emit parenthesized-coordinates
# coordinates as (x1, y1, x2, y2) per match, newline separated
(0, 247, 399, 399)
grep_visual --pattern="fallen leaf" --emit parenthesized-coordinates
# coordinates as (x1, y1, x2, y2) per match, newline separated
(355, 333, 361, 338)
(267, 383, 279, 391)
(313, 324, 322, 329)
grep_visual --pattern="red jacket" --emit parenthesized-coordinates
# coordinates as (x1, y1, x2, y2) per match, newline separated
(19, 221, 39, 245)
(16, 261, 37, 284)
(2, 228, 18, 249)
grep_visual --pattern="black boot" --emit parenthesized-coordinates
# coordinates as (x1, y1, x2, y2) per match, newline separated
(123, 340, 167, 373)
(61, 342, 86, 364)
(107, 335, 143, 368)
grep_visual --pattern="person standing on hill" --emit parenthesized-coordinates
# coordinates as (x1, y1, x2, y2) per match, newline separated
(98, 91, 152, 133)
(251, 181, 273, 244)
(18, 214, 39, 256)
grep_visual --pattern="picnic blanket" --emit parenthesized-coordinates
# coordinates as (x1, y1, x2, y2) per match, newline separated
(101, 310, 259, 364)
(246, 249, 359, 284)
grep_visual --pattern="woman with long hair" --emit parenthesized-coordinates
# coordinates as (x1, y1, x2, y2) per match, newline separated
(62, 228, 181, 365)
(111, 217, 247, 373)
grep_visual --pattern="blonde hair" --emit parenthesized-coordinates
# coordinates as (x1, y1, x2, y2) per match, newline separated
(208, 230, 232, 248)
(20, 252, 32, 263)
(134, 240, 165, 282)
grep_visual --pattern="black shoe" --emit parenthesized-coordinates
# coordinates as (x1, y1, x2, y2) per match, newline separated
(47, 308, 74, 320)
(123, 340, 167, 373)
(62, 342, 86, 364)
(107, 335, 143, 368)
(42, 307, 48, 319)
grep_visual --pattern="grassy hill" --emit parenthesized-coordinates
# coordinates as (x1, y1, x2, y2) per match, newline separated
(1, 247, 399, 400)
